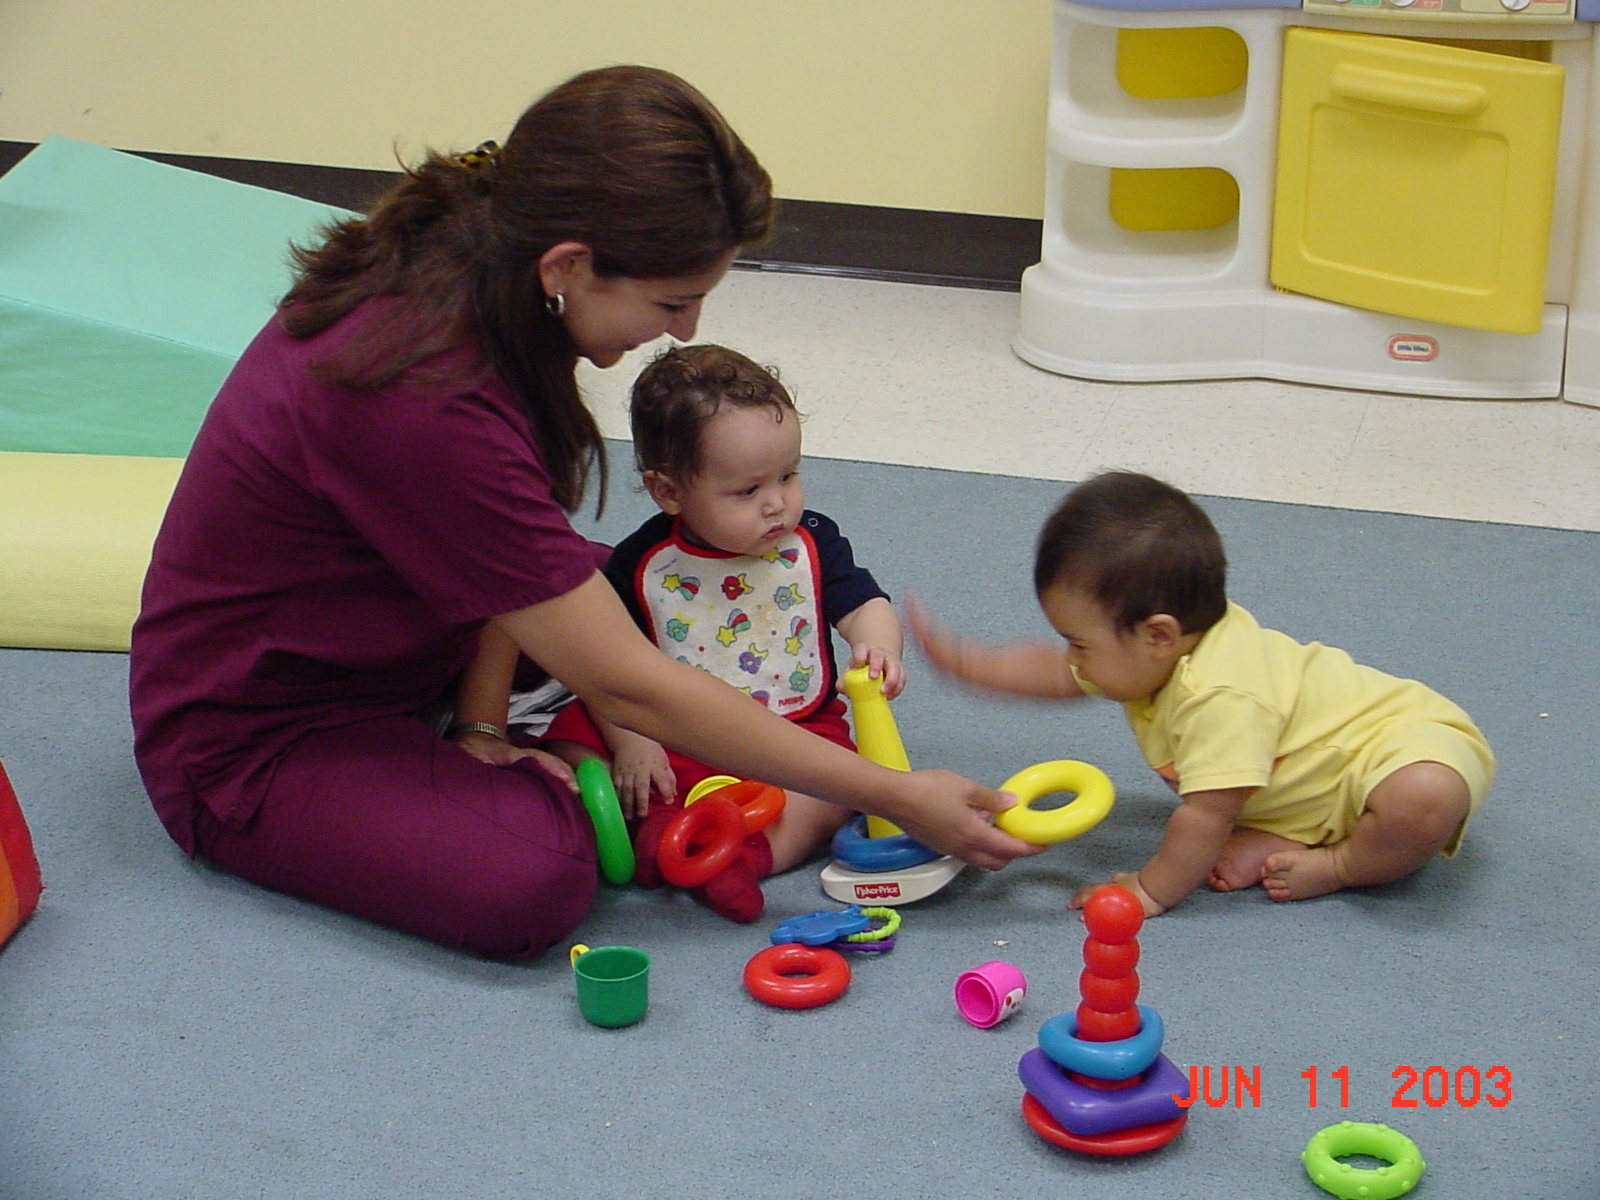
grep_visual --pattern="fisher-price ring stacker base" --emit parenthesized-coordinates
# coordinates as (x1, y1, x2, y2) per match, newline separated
(822, 667, 1116, 905)
(820, 667, 964, 905)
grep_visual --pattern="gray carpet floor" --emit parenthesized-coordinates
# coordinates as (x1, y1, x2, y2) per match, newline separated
(2, 449, 1595, 1199)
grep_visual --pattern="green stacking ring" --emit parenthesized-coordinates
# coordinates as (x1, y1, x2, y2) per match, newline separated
(576, 758, 635, 886)
(1302, 1121, 1426, 1200)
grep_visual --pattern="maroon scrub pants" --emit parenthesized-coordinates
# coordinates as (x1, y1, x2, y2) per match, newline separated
(193, 713, 595, 961)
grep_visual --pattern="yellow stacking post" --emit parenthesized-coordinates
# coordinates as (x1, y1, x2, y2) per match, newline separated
(822, 666, 966, 904)
(841, 665, 909, 838)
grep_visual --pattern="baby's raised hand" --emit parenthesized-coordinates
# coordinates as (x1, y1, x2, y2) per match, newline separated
(904, 594, 967, 679)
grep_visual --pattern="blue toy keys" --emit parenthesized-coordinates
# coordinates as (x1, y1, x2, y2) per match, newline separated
(769, 905, 901, 951)
(771, 905, 872, 946)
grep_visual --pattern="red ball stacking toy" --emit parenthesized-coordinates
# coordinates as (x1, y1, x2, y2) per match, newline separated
(1017, 886, 1189, 1155)
(1077, 885, 1144, 1043)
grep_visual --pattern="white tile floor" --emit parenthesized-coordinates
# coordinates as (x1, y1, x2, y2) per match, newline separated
(578, 269, 1600, 533)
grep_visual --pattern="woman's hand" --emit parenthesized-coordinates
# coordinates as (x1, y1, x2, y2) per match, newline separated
(879, 770, 1046, 872)
(453, 732, 578, 791)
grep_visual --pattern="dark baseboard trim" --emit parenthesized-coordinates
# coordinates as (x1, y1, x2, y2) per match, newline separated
(753, 198, 1037, 292)
(1, 140, 1040, 292)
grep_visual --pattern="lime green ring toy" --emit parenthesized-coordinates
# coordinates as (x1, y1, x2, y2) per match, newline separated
(844, 906, 901, 943)
(1302, 1122, 1426, 1200)
(994, 760, 1115, 844)
(576, 758, 635, 886)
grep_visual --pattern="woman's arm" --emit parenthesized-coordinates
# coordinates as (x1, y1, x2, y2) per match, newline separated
(495, 573, 1044, 870)
(454, 623, 519, 730)
(449, 623, 577, 782)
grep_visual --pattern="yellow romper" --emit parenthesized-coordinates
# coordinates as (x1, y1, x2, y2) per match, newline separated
(1120, 603, 1493, 853)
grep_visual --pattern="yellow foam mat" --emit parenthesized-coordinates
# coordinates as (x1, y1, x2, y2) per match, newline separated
(0, 452, 182, 652)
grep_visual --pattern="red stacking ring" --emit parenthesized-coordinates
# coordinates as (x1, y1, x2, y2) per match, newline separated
(657, 794, 745, 888)
(743, 944, 851, 1009)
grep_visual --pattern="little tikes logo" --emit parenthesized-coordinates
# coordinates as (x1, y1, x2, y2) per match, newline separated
(853, 881, 902, 901)
(1387, 334, 1437, 362)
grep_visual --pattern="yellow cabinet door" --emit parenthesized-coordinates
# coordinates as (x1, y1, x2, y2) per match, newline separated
(1272, 28, 1563, 335)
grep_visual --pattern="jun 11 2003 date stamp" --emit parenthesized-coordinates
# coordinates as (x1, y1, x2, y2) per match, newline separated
(1171, 1064, 1513, 1109)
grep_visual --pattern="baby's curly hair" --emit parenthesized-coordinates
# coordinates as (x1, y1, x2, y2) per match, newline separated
(630, 344, 796, 479)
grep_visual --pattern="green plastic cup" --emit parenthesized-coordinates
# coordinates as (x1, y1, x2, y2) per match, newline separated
(569, 944, 650, 1028)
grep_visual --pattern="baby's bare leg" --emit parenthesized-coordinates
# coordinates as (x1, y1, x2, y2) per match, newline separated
(765, 792, 853, 874)
(1263, 762, 1470, 902)
(1207, 827, 1304, 891)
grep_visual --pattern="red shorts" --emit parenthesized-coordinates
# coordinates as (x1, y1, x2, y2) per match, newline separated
(543, 694, 856, 803)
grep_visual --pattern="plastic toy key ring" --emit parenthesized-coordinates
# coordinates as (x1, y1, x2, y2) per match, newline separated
(1302, 1122, 1426, 1200)
(743, 944, 851, 1009)
(994, 760, 1115, 845)
(575, 758, 635, 885)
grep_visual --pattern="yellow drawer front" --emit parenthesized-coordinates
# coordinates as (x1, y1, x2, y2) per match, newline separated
(1272, 28, 1563, 335)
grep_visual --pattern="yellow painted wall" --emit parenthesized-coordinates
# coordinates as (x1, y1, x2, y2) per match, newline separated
(0, 1, 1051, 219)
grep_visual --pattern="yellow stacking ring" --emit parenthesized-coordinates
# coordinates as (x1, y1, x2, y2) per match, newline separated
(684, 775, 741, 805)
(994, 760, 1115, 844)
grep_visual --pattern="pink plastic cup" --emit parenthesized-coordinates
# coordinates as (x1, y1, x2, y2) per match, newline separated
(954, 960, 1028, 1028)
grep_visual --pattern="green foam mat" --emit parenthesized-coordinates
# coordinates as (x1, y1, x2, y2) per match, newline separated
(0, 136, 353, 457)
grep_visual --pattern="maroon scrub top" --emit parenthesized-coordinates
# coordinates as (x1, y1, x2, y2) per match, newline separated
(130, 307, 599, 852)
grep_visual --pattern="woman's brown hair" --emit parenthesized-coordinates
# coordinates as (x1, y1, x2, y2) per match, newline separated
(280, 65, 773, 512)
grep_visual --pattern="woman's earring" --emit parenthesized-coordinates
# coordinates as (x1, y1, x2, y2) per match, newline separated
(545, 291, 566, 318)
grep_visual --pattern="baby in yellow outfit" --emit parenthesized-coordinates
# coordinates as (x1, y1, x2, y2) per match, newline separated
(911, 471, 1493, 916)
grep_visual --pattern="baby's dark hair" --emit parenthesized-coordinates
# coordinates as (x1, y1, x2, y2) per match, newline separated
(630, 344, 796, 478)
(1033, 471, 1228, 635)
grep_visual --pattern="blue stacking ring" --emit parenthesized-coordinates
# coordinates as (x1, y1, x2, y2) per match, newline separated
(1037, 1005, 1164, 1081)
(830, 814, 941, 872)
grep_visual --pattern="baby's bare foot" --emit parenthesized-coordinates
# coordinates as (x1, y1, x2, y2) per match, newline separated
(1208, 828, 1303, 892)
(1262, 847, 1346, 902)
